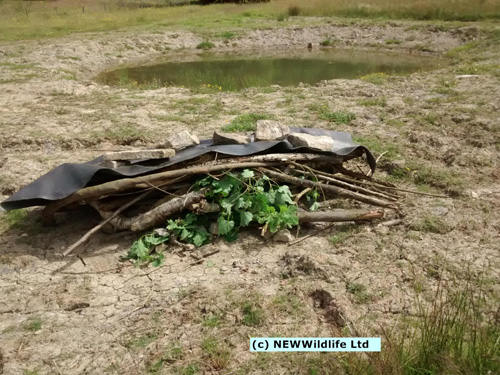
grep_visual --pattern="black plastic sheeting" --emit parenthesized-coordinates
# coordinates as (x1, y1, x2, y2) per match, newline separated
(1, 127, 375, 210)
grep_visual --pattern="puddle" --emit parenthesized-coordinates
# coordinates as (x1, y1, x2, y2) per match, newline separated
(98, 49, 445, 90)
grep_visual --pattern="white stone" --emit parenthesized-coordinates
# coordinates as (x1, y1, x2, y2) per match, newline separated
(102, 149, 174, 161)
(273, 229, 295, 243)
(287, 133, 334, 152)
(160, 131, 200, 151)
(213, 131, 251, 145)
(255, 120, 290, 141)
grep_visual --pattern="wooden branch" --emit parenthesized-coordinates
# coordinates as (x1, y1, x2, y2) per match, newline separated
(43, 153, 339, 221)
(96, 190, 207, 232)
(260, 168, 398, 209)
(294, 187, 312, 203)
(298, 209, 384, 223)
(289, 165, 398, 202)
(288, 224, 335, 246)
(63, 190, 151, 256)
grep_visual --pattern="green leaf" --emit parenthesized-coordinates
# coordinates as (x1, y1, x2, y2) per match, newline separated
(275, 185, 294, 205)
(234, 196, 251, 210)
(133, 239, 150, 259)
(217, 216, 235, 235)
(180, 228, 193, 241)
(151, 253, 165, 267)
(239, 211, 253, 227)
(309, 202, 319, 211)
(192, 228, 210, 247)
(241, 169, 254, 179)
(221, 198, 234, 215)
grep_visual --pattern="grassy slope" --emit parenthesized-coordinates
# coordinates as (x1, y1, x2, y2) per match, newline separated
(1, 0, 500, 41)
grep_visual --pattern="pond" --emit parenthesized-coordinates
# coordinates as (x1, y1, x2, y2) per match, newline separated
(98, 49, 444, 91)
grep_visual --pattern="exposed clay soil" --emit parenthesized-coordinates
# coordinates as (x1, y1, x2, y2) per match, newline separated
(0, 20, 499, 375)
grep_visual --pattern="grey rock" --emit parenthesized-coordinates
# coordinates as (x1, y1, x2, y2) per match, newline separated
(433, 206, 449, 216)
(255, 120, 290, 141)
(273, 229, 295, 243)
(102, 149, 175, 161)
(213, 131, 251, 145)
(387, 98, 405, 109)
(160, 130, 200, 151)
(287, 133, 334, 152)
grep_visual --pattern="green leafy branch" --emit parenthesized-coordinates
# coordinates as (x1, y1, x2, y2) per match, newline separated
(124, 169, 299, 266)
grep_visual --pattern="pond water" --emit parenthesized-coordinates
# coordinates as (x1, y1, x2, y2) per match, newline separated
(98, 49, 444, 91)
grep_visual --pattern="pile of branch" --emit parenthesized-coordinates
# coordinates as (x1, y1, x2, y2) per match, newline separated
(52, 151, 403, 256)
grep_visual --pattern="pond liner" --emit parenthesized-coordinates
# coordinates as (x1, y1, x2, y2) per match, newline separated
(1, 127, 375, 210)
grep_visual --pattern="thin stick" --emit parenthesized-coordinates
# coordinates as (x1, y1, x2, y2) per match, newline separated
(290, 164, 397, 202)
(260, 168, 398, 209)
(368, 151, 388, 177)
(294, 187, 312, 203)
(190, 249, 220, 266)
(288, 224, 335, 246)
(63, 190, 151, 256)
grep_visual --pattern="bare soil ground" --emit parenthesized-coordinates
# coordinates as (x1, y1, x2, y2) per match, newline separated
(0, 20, 499, 375)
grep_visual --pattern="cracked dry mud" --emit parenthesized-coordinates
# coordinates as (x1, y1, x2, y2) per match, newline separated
(0, 20, 499, 375)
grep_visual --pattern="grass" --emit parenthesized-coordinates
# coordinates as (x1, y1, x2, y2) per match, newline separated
(241, 301, 265, 327)
(360, 72, 389, 85)
(3, 209, 28, 230)
(320, 38, 333, 46)
(1, 0, 500, 42)
(346, 282, 373, 304)
(328, 225, 359, 246)
(412, 214, 453, 234)
(24, 318, 42, 332)
(126, 333, 157, 348)
(309, 104, 356, 124)
(201, 336, 231, 371)
(358, 96, 387, 107)
(196, 40, 215, 50)
(222, 113, 272, 132)
(217, 31, 235, 39)
(202, 313, 221, 328)
(352, 135, 401, 160)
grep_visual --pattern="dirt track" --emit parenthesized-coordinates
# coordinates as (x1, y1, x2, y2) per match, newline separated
(0, 20, 499, 374)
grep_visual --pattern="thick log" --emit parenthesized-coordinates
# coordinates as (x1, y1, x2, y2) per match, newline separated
(97, 190, 206, 231)
(298, 209, 384, 223)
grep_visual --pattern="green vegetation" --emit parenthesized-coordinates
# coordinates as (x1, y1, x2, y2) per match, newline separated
(353, 135, 401, 160)
(328, 226, 358, 246)
(272, 292, 304, 315)
(1, 0, 499, 42)
(3, 209, 28, 230)
(201, 336, 231, 371)
(346, 282, 373, 304)
(196, 40, 215, 50)
(412, 214, 453, 234)
(360, 72, 389, 85)
(24, 318, 42, 332)
(288, 5, 301, 17)
(320, 39, 333, 46)
(222, 113, 272, 132)
(125, 169, 299, 266)
(358, 96, 387, 107)
(202, 313, 222, 328)
(125, 333, 157, 348)
(241, 301, 265, 326)
(308, 104, 356, 124)
(217, 31, 236, 39)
